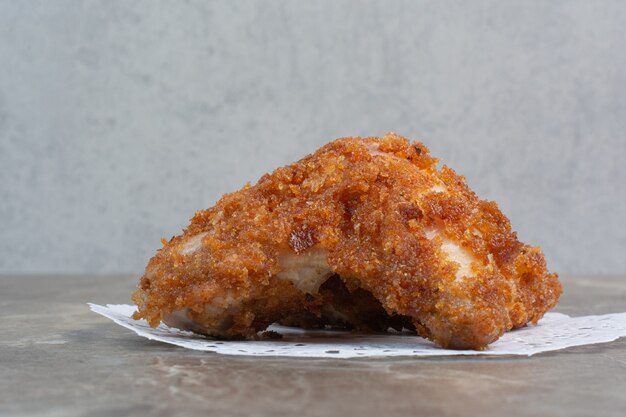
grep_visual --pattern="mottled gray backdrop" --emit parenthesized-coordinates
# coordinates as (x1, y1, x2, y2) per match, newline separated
(1, 1, 625, 274)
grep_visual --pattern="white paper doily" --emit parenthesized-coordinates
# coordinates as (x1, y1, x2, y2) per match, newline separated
(89, 303, 626, 358)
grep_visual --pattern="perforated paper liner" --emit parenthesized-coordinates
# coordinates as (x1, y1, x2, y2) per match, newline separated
(90, 303, 626, 358)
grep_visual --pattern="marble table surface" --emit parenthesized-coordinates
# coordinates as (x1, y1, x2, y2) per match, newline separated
(1, 274, 625, 417)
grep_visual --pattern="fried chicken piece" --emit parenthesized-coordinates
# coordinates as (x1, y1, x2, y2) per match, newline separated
(132, 133, 562, 349)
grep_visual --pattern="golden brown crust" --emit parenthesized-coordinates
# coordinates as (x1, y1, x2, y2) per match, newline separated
(132, 133, 562, 349)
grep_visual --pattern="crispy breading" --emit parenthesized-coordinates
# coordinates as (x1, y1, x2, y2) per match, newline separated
(132, 133, 562, 349)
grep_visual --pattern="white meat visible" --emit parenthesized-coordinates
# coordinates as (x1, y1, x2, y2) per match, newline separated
(425, 228, 476, 280)
(276, 249, 333, 294)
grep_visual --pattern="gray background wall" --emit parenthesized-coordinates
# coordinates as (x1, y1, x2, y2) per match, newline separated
(1, 0, 625, 275)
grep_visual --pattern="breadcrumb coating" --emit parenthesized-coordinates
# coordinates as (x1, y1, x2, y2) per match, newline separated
(132, 133, 562, 349)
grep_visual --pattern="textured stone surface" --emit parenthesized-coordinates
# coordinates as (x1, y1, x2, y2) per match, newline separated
(0, 274, 625, 417)
(1, 1, 625, 274)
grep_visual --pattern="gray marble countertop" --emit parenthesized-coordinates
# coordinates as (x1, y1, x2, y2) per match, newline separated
(1, 274, 625, 417)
